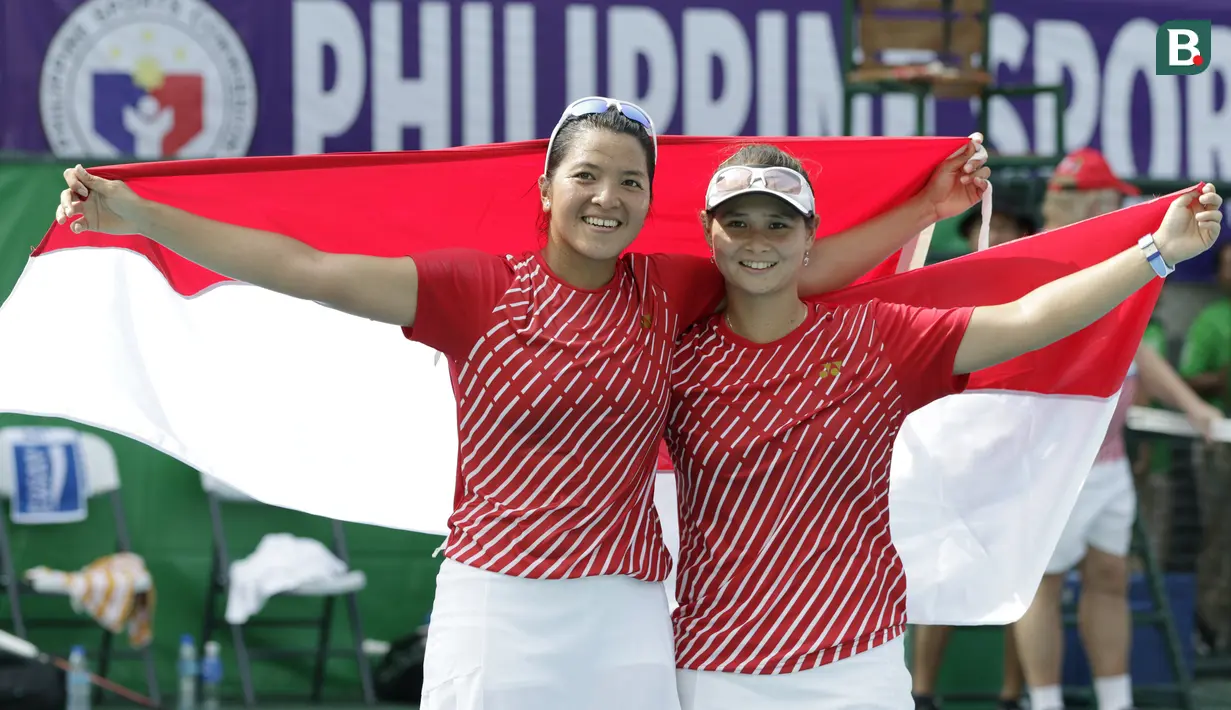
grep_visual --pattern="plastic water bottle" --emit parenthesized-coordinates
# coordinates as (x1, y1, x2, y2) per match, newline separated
(66, 645, 91, 710)
(200, 641, 222, 710)
(177, 634, 198, 710)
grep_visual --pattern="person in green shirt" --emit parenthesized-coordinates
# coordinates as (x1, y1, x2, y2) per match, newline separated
(1181, 244, 1231, 409)
(1179, 242, 1231, 652)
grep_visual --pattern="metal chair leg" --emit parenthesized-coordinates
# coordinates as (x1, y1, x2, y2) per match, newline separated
(140, 643, 162, 706)
(1134, 515, 1196, 710)
(345, 592, 377, 705)
(92, 630, 114, 707)
(310, 596, 336, 702)
(202, 557, 219, 650)
(0, 520, 26, 639)
(230, 622, 257, 707)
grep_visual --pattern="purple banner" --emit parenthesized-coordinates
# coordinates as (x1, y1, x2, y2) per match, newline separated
(2, 0, 1229, 182)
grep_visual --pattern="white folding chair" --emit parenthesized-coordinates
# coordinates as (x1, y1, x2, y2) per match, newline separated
(199, 473, 374, 706)
(0, 425, 160, 705)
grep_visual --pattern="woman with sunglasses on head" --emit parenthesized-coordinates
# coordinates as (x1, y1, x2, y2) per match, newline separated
(54, 97, 986, 710)
(664, 144, 1223, 710)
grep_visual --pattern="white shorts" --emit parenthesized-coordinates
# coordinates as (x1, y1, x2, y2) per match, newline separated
(420, 558, 680, 710)
(1046, 457, 1137, 574)
(676, 635, 911, 710)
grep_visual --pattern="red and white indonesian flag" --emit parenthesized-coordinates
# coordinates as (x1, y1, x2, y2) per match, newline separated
(0, 136, 1176, 625)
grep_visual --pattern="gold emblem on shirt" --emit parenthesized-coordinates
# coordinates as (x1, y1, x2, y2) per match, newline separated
(818, 361, 843, 378)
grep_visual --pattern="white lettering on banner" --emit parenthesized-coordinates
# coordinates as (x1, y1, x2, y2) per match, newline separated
(1032, 18, 1098, 155)
(682, 8, 752, 135)
(372, 0, 450, 150)
(986, 14, 1030, 154)
(608, 6, 679, 131)
(1187, 28, 1231, 177)
(796, 12, 852, 137)
(280, 3, 1231, 179)
(1103, 19, 1181, 179)
(756, 11, 788, 136)
(292, 0, 365, 154)
(462, 3, 494, 146)
(565, 5, 598, 102)
(504, 4, 536, 141)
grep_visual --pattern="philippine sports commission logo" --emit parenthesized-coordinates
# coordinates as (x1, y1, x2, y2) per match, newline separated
(40, 0, 258, 159)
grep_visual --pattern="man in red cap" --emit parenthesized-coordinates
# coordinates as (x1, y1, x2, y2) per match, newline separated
(1011, 148, 1219, 710)
(1047, 147, 1141, 197)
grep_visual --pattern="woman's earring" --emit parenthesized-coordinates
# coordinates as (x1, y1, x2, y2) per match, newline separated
(542, 200, 550, 211)
(803, 251, 811, 267)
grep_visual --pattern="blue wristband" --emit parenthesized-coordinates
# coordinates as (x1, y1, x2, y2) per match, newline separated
(1138, 234, 1174, 279)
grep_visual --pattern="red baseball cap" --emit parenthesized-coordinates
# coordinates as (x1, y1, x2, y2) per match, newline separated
(1047, 148, 1140, 196)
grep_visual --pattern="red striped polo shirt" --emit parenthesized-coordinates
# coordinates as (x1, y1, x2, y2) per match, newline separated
(665, 299, 973, 673)
(407, 248, 722, 580)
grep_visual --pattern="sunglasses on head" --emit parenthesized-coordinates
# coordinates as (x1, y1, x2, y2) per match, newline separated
(705, 165, 816, 218)
(544, 96, 658, 173)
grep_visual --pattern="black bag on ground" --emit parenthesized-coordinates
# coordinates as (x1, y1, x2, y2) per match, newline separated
(0, 649, 64, 710)
(373, 624, 429, 704)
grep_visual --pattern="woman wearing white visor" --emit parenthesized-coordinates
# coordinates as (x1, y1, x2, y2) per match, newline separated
(663, 144, 1223, 709)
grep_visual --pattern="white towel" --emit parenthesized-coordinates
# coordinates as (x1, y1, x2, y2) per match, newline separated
(225, 533, 349, 624)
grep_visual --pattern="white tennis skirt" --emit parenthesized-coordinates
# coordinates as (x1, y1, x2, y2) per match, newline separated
(420, 558, 680, 710)
(676, 635, 911, 710)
